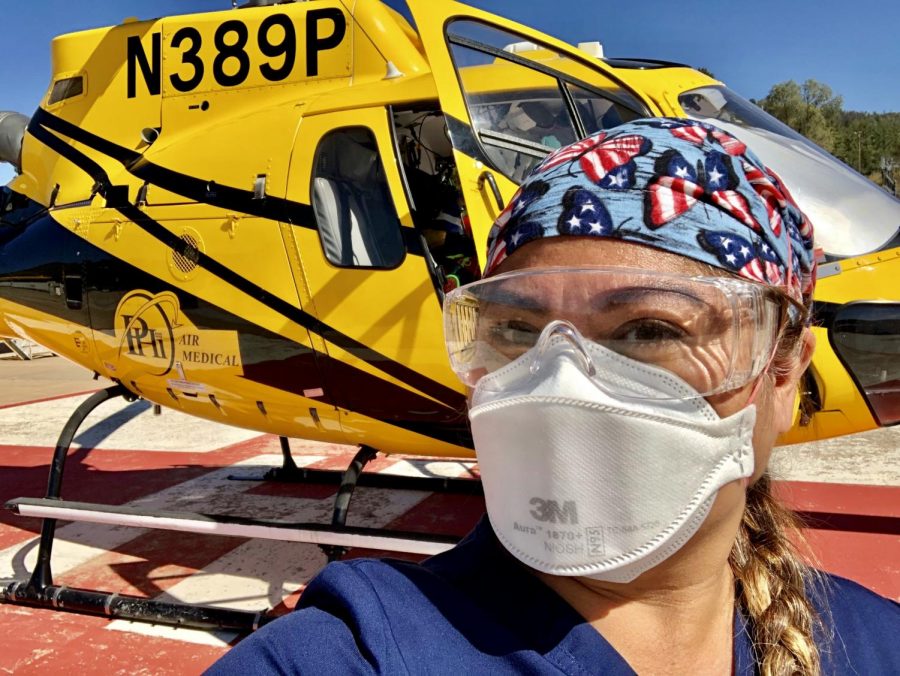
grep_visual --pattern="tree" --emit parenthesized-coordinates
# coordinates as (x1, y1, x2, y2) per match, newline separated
(756, 79, 898, 190)
(757, 79, 841, 152)
(836, 113, 900, 179)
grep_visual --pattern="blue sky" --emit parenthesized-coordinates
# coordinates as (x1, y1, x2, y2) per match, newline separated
(2, 0, 897, 184)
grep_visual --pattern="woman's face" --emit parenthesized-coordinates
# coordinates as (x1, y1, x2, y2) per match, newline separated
(493, 235, 811, 484)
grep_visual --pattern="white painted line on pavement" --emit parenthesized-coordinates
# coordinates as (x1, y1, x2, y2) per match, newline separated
(105, 619, 238, 648)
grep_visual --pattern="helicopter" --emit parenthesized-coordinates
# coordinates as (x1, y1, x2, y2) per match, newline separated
(1, 0, 897, 456)
(0, 0, 898, 630)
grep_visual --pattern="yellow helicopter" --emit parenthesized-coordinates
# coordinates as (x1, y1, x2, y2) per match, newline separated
(2, 0, 897, 460)
(1, 0, 898, 632)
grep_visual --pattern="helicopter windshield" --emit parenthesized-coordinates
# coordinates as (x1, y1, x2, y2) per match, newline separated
(680, 85, 900, 259)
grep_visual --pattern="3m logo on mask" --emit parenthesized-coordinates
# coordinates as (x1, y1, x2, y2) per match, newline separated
(529, 498, 578, 524)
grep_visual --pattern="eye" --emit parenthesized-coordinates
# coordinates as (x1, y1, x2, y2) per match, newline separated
(489, 319, 541, 347)
(609, 319, 687, 344)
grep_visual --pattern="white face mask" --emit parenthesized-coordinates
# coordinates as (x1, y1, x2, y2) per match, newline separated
(469, 326, 757, 583)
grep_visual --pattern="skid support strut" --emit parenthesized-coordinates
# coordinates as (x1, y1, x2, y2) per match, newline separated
(229, 438, 484, 496)
(323, 445, 378, 562)
(264, 436, 302, 481)
(26, 386, 127, 593)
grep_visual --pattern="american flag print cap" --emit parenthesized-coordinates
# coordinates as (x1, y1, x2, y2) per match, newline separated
(484, 118, 816, 307)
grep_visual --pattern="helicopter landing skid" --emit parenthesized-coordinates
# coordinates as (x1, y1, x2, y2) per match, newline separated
(225, 439, 483, 563)
(228, 437, 484, 495)
(1, 387, 462, 631)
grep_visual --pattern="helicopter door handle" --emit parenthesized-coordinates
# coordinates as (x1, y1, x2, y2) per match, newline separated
(477, 171, 505, 212)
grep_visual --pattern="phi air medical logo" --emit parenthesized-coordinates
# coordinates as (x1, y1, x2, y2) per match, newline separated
(113, 290, 243, 381)
(114, 291, 180, 376)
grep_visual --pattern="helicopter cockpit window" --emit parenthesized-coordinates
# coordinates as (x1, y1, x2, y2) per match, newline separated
(446, 20, 645, 183)
(311, 127, 405, 269)
(449, 40, 576, 182)
(567, 83, 640, 135)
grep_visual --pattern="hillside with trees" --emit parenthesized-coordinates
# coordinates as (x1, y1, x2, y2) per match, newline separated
(752, 79, 898, 194)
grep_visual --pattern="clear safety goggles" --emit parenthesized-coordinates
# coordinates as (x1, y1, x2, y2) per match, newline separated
(443, 267, 787, 400)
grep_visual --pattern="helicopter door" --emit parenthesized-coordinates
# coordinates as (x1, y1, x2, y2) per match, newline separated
(406, 0, 654, 269)
(285, 107, 469, 456)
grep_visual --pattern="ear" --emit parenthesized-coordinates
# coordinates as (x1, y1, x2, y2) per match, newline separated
(771, 328, 816, 435)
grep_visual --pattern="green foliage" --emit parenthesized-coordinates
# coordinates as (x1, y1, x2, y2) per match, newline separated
(757, 80, 841, 151)
(757, 79, 899, 191)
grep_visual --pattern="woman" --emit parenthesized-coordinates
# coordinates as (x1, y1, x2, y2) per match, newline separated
(209, 120, 899, 674)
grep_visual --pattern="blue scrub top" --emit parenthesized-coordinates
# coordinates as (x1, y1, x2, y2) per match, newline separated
(208, 517, 900, 674)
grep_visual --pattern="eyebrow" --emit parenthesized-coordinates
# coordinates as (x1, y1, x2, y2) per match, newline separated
(479, 284, 715, 315)
(479, 288, 549, 313)
(592, 286, 711, 312)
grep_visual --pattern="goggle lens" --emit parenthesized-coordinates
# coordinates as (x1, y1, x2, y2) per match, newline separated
(444, 268, 782, 399)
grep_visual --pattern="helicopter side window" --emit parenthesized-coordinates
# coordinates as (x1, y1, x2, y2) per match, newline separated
(311, 128, 405, 269)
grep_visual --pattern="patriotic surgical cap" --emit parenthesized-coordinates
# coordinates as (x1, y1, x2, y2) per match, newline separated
(484, 118, 816, 305)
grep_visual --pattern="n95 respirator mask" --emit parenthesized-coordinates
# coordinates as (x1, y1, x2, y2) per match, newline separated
(468, 321, 757, 583)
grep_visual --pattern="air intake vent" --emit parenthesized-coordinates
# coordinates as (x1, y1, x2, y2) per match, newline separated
(173, 233, 200, 273)
(168, 229, 204, 281)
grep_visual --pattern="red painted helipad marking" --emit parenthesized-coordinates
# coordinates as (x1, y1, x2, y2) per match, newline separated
(775, 480, 900, 517)
(774, 480, 900, 600)
(802, 528, 899, 601)
(0, 442, 269, 551)
(0, 606, 120, 674)
(6, 612, 227, 674)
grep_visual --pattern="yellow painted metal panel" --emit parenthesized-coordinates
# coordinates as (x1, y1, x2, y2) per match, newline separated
(0, 297, 103, 375)
(160, 3, 351, 97)
(405, 0, 659, 269)
(779, 327, 879, 444)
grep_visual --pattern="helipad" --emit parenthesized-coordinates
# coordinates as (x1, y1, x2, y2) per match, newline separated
(1, 356, 897, 673)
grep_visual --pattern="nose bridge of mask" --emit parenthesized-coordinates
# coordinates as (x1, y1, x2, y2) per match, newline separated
(532, 321, 597, 378)
(473, 321, 721, 423)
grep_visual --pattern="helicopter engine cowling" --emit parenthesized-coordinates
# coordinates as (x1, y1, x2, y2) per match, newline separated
(0, 111, 29, 173)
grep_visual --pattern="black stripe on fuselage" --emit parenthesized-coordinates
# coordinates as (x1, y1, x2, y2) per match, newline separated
(29, 108, 424, 256)
(28, 122, 111, 191)
(115, 203, 465, 412)
(24, 113, 466, 412)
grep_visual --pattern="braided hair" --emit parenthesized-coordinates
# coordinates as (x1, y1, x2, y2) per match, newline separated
(729, 307, 826, 675)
